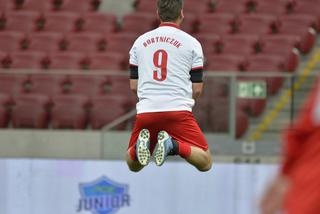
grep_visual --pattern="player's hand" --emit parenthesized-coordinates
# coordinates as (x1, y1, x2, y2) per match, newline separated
(260, 174, 290, 214)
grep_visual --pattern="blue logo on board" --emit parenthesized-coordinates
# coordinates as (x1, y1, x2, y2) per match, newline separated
(77, 176, 130, 214)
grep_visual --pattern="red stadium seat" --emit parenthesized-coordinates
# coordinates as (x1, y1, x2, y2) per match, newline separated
(260, 35, 300, 72)
(122, 13, 157, 34)
(0, 51, 8, 67)
(280, 14, 319, 32)
(90, 95, 128, 129)
(204, 77, 229, 98)
(14, 0, 53, 12)
(47, 52, 87, 70)
(106, 33, 139, 56)
(27, 32, 64, 53)
(207, 97, 249, 138)
(88, 53, 126, 71)
(3, 11, 40, 32)
(213, 0, 247, 14)
(293, 1, 320, 29)
(135, 0, 156, 12)
(42, 12, 79, 33)
(247, 55, 285, 70)
(220, 35, 259, 55)
(193, 94, 210, 130)
(81, 13, 117, 34)
(0, 0, 13, 12)
(237, 98, 267, 117)
(29, 74, 67, 98)
(198, 13, 235, 35)
(8, 51, 46, 69)
(0, 31, 25, 52)
(0, 74, 28, 98)
(181, 14, 197, 34)
(66, 32, 103, 53)
(237, 14, 278, 35)
(108, 76, 137, 109)
(0, 93, 10, 128)
(51, 94, 89, 129)
(68, 75, 109, 98)
(246, 55, 285, 95)
(58, 0, 95, 13)
(206, 54, 247, 71)
(254, 0, 289, 15)
(12, 94, 50, 128)
(108, 76, 130, 93)
(235, 109, 249, 138)
(277, 18, 316, 54)
(194, 33, 220, 56)
(183, 0, 212, 14)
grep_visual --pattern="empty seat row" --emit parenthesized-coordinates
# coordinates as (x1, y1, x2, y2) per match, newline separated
(0, 93, 128, 129)
(0, 31, 138, 55)
(0, 51, 127, 71)
(206, 54, 287, 95)
(198, 34, 300, 71)
(194, 13, 317, 53)
(0, 11, 161, 35)
(135, 0, 213, 14)
(0, 11, 118, 34)
(0, 11, 316, 53)
(0, 0, 101, 13)
(197, 13, 318, 34)
(135, 0, 320, 17)
(193, 96, 250, 138)
(0, 30, 302, 69)
(0, 74, 134, 101)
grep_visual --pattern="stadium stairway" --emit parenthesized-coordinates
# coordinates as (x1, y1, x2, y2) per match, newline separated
(243, 37, 320, 142)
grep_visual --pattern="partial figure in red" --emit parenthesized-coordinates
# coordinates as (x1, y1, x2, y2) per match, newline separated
(261, 78, 320, 214)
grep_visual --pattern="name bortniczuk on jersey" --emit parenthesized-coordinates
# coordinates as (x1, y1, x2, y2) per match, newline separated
(129, 23, 204, 114)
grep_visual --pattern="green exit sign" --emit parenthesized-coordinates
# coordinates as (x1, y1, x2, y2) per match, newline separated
(237, 81, 267, 99)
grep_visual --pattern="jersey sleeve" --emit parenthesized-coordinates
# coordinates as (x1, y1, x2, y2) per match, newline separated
(129, 40, 138, 66)
(191, 40, 204, 70)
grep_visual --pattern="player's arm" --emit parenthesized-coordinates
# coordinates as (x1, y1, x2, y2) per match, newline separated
(129, 64, 138, 95)
(190, 67, 203, 100)
(192, 83, 203, 99)
(191, 39, 204, 100)
(129, 38, 139, 95)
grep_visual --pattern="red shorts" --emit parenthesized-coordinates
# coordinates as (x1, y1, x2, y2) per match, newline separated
(128, 111, 208, 153)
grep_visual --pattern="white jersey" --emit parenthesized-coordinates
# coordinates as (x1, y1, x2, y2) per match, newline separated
(129, 23, 204, 114)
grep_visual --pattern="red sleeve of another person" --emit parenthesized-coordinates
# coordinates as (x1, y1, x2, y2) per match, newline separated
(281, 80, 320, 175)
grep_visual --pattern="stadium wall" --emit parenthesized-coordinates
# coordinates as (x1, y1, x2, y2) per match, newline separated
(0, 159, 278, 214)
(0, 130, 280, 161)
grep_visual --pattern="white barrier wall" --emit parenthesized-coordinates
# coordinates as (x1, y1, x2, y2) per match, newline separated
(0, 159, 278, 214)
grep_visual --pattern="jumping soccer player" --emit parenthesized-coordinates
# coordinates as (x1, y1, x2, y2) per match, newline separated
(126, 0, 213, 172)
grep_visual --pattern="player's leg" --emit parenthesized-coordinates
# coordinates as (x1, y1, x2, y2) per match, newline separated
(126, 127, 151, 172)
(186, 146, 213, 172)
(155, 111, 212, 171)
(126, 152, 144, 172)
(154, 130, 212, 171)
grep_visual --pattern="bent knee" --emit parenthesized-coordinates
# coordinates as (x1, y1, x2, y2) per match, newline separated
(197, 154, 213, 172)
(128, 166, 142, 172)
(197, 161, 212, 172)
(127, 162, 143, 172)
(126, 158, 144, 172)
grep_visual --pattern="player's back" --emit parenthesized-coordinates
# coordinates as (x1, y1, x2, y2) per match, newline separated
(129, 23, 204, 114)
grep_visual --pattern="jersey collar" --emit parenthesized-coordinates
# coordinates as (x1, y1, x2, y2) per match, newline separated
(159, 22, 180, 29)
